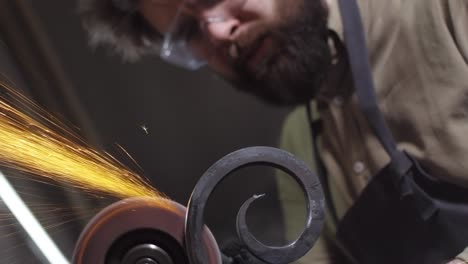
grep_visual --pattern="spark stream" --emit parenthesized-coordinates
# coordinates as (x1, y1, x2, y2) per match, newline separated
(0, 80, 168, 204)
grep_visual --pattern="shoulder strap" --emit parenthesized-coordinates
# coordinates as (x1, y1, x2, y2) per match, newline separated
(337, 0, 412, 176)
(306, 103, 339, 227)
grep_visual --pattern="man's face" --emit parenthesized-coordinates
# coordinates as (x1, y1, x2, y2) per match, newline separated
(140, 0, 331, 106)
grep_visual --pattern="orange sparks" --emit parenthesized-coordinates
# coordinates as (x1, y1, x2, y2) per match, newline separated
(0, 80, 167, 201)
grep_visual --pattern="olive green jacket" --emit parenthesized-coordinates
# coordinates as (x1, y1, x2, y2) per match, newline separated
(277, 0, 468, 262)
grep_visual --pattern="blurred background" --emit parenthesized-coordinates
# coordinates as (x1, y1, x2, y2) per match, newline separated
(0, 0, 292, 263)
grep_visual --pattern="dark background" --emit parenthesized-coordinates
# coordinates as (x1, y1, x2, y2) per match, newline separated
(0, 0, 291, 262)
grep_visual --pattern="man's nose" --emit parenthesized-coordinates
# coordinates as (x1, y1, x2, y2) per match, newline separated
(203, 16, 239, 45)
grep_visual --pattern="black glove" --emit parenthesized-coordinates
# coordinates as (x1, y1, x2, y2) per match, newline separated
(221, 238, 270, 264)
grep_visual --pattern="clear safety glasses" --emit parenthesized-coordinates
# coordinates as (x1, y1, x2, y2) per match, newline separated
(160, 9, 208, 70)
(159, 0, 246, 70)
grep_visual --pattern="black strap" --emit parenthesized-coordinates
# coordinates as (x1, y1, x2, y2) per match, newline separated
(337, 0, 412, 176)
(306, 103, 339, 227)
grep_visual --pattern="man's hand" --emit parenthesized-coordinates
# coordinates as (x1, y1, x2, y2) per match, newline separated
(221, 238, 269, 264)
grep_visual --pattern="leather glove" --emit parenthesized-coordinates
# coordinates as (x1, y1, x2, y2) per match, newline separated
(221, 238, 270, 264)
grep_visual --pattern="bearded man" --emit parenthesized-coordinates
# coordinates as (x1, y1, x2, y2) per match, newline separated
(78, 0, 468, 263)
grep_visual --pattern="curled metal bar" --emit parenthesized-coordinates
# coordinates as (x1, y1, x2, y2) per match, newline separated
(185, 146, 325, 264)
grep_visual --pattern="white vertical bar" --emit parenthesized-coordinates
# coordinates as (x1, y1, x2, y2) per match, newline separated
(0, 171, 70, 264)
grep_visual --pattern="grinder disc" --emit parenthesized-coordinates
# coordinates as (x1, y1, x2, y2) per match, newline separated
(73, 197, 221, 264)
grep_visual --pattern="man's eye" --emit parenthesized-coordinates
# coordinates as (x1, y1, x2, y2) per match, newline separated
(177, 16, 203, 41)
(202, 0, 223, 7)
(188, 20, 204, 40)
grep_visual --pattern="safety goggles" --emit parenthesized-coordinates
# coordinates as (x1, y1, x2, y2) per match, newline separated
(159, 0, 246, 70)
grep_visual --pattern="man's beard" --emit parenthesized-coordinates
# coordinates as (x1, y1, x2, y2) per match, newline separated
(232, 0, 331, 106)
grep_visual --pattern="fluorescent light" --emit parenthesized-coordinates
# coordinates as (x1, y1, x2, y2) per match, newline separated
(0, 171, 70, 264)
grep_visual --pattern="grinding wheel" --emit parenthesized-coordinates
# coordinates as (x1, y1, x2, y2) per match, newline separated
(73, 197, 222, 264)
